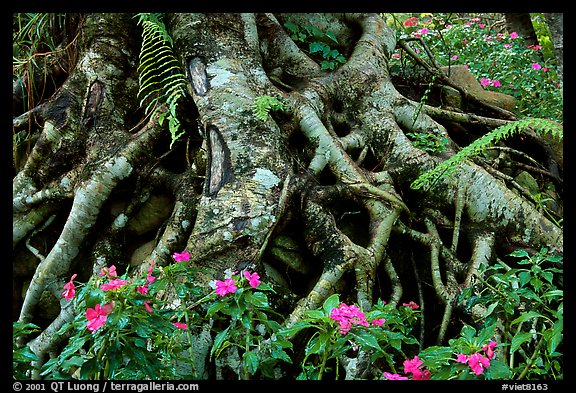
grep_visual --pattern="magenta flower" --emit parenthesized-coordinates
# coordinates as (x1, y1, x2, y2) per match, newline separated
(371, 318, 386, 327)
(330, 303, 369, 334)
(418, 27, 429, 35)
(383, 372, 408, 380)
(504, 43, 512, 49)
(215, 278, 237, 297)
(62, 274, 77, 300)
(450, 55, 458, 61)
(491, 80, 501, 87)
(482, 341, 498, 360)
(480, 77, 491, 87)
(456, 353, 469, 363)
(99, 265, 117, 278)
(100, 278, 127, 291)
(402, 301, 420, 310)
(243, 271, 261, 288)
(173, 251, 190, 262)
(403, 356, 431, 380)
(510, 31, 519, 39)
(173, 322, 187, 329)
(86, 303, 113, 332)
(144, 300, 153, 312)
(532, 62, 542, 70)
(137, 285, 148, 295)
(468, 352, 491, 375)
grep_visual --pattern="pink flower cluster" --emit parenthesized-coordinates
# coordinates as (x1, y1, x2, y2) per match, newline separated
(383, 356, 431, 380)
(214, 270, 261, 297)
(457, 341, 497, 375)
(329, 303, 385, 335)
(137, 261, 156, 295)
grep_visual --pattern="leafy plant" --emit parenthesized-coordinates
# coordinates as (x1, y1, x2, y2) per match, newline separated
(280, 294, 420, 380)
(207, 271, 293, 379)
(284, 22, 346, 70)
(459, 248, 563, 379)
(135, 13, 188, 148)
(253, 95, 286, 121)
(13, 322, 41, 380)
(410, 117, 562, 191)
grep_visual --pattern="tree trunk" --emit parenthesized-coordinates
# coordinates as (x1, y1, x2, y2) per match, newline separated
(504, 13, 539, 47)
(544, 13, 563, 93)
(13, 12, 562, 379)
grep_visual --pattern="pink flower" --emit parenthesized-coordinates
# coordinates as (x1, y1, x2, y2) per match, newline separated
(478, 23, 485, 29)
(215, 278, 237, 297)
(402, 301, 419, 310)
(532, 63, 542, 70)
(243, 271, 261, 288)
(144, 300, 153, 312)
(137, 285, 148, 295)
(491, 80, 501, 87)
(418, 27, 429, 35)
(450, 55, 458, 61)
(504, 44, 512, 49)
(480, 78, 491, 87)
(173, 322, 187, 329)
(62, 274, 77, 300)
(383, 372, 408, 380)
(330, 303, 370, 334)
(468, 352, 491, 375)
(456, 353, 469, 363)
(510, 32, 519, 39)
(482, 341, 498, 360)
(403, 356, 431, 380)
(99, 265, 117, 278)
(173, 251, 190, 262)
(371, 318, 386, 327)
(86, 303, 113, 332)
(391, 53, 401, 59)
(100, 278, 127, 291)
(403, 356, 424, 374)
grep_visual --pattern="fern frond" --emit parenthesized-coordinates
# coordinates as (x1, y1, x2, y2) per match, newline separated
(136, 14, 188, 148)
(410, 118, 562, 191)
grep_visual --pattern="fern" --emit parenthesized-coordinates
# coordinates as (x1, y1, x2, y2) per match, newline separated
(135, 13, 187, 148)
(410, 118, 563, 191)
(253, 95, 285, 121)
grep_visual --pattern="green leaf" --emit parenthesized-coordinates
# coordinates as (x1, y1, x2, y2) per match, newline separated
(548, 319, 563, 354)
(80, 357, 100, 379)
(309, 41, 326, 54)
(305, 333, 329, 356)
(279, 321, 313, 337)
(511, 332, 534, 353)
(246, 291, 269, 308)
(511, 311, 544, 326)
(211, 326, 231, 359)
(509, 249, 530, 259)
(349, 331, 381, 352)
(243, 351, 259, 374)
(322, 293, 340, 315)
(485, 359, 513, 380)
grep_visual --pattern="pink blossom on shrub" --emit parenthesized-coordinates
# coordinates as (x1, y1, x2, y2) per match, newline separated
(173, 251, 190, 262)
(402, 301, 419, 310)
(62, 274, 77, 300)
(215, 278, 237, 297)
(100, 278, 127, 291)
(383, 372, 408, 380)
(86, 303, 113, 332)
(243, 271, 261, 288)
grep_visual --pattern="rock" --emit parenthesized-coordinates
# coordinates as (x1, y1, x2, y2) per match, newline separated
(514, 170, 539, 195)
(440, 65, 517, 112)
